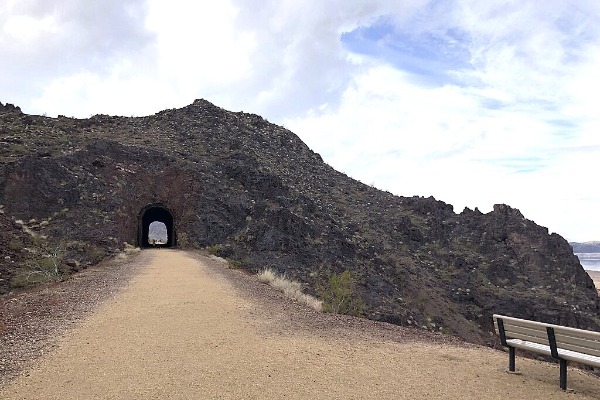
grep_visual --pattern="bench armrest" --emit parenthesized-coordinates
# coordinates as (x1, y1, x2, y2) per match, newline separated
(546, 327, 559, 359)
(496, 317, 509, 347)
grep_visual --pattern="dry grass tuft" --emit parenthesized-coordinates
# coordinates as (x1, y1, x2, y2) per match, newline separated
(257, 268, 323, 312)
(124, 242, 141, 255)
(115, 243, 141, 262)
(124, 247, 141, 255)
(257, 268, 277, 284)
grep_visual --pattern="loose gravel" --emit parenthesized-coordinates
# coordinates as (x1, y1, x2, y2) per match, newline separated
(1, 250, 598, 399)
(0, 251, 148, 386)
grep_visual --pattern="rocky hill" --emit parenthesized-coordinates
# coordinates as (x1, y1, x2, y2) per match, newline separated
(1, 100, 598, 344)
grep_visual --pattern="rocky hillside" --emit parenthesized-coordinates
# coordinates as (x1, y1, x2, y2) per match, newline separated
(1, 100, 598, 344)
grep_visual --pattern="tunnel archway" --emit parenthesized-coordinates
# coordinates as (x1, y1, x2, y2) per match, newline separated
(138, 204, 176, 248)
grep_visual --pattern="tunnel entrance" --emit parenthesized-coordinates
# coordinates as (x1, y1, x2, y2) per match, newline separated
(138, 205, 176, 248)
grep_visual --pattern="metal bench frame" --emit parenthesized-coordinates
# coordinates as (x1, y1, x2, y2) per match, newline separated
(493, 314, 600, 390)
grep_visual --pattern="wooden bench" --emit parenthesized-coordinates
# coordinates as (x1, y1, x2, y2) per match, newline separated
(493, 314, 600, 390)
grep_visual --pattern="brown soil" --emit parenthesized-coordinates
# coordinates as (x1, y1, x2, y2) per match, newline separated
(586, 270, 600, 296)
(1, 250, 599, 399)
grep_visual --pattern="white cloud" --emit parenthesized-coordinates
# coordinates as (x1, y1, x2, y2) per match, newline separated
(29, 1, 258, 117)
(1, 0, 599, 241)
(0, 0, 153, 113)
(146, 1, 255, 88)
(30, 69, 173, 117)
(2, 13, 58, 44)
(285, 13, 600, 239)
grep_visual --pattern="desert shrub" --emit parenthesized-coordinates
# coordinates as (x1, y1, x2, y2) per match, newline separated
(123, 242, 141, 255)
(8, 239, 22, 251)
(257, 268, 323, 312)
(257, 268, 277, 284)
(440, 326, 454, 335)
(10, 269, 53, 288)
(177, 232, 189, 247)
(206, 244, 223, 256)
(10, 271, 30, 288)
(87, 246, 107, 264)
(10, 245, 64, 289)
(112, 243, 141, 263)
(226, 258, 250, 269)
(318, 270, 364, 317)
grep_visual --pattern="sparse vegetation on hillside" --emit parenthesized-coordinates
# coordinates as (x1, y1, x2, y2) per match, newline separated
(114, 243, 141, 262)
(206, 245, 224, 257)
(257, 268, 322, 312)
(226, 258, 250, 269)
(317, 270, 364, 317)
(10, 243, 65, 288)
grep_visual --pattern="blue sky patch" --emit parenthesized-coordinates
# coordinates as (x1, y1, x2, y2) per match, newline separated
(341, 17, 473, 86)
(482, 156, 548, 174)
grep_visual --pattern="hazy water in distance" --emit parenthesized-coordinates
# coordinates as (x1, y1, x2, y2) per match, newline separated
(576, 253, 600, 271)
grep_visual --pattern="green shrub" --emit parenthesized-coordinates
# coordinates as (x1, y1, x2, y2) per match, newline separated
(86, 244, 107, 264)
(10, 271, 29, 288)
(206, 244, 223, 256)
(318, 270, 365, 317)
(11, 248, 64, 289)
(8, 239, 22, 251)
(440, 326, 454, 335)
(177, 232, 189, 247)
(226, 258, 249, 269)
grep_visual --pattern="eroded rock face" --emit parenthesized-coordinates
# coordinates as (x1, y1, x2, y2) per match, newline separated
(1, 100, 597, 344)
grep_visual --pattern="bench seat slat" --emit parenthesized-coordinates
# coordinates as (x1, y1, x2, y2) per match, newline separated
(557, 348, 600, 367)
(507, 339, 600, 367)
(560, 351, 600, 367)
(506, 339, 552, 356)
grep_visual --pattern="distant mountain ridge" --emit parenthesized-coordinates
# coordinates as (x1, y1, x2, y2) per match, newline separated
(571, 242, 600, 253)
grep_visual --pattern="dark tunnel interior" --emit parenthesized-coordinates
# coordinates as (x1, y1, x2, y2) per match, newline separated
(139, 206, 175, 248)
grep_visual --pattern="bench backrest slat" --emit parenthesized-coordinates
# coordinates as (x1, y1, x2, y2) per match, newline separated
(494, 315, 548, 331)
(503, 329, 549, 345)
(495, 322, 548, 340)
(553, 325, 600, 342)
(494, 321, 548, 345)
(554, 334, 600, 357)
(493, 314, 600, 357)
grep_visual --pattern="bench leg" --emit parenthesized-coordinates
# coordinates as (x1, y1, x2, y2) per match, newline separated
(559, 359, 567, 390)
(508, 347, 516, 372)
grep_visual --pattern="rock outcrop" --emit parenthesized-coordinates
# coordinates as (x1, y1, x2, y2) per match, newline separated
(1, 100, 597, 344)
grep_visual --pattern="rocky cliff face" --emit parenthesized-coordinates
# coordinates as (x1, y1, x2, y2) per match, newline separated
(1, 100, 598, 344)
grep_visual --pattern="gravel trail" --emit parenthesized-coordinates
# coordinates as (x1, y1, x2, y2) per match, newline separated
(1, 250, 598, 399)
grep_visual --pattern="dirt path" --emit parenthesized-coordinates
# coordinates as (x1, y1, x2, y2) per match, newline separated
(1, 250, 598, 399)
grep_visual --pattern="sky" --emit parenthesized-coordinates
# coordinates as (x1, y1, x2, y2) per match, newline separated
(1, 0, 599, 242)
